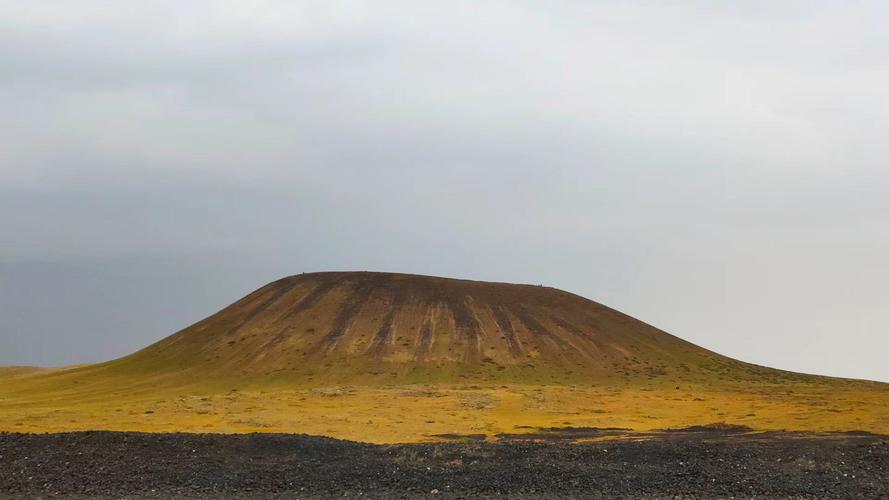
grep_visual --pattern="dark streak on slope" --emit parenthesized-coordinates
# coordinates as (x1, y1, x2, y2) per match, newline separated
(368, 304, 400, 356)
(490, 305, 522, 358)
(224, 280, 296, 337)
(512, 306, 582, 356)
(448, 297, 482, 363)
(549, 316, 603, 352)
(313, 280, 379, 354)
(414, 314, 434, 363)
(278, 279, 337, 323)
(260, 279, 340, 351)
(367, 281, 409, 356)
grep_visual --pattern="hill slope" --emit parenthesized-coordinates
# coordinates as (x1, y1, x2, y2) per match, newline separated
(101, 271, 774, 385)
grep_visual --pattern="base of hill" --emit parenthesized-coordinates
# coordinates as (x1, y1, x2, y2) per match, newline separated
(1, 430, 886, 498)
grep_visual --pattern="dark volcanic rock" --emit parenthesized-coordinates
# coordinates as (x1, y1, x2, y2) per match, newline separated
(0, 431, 887, 499)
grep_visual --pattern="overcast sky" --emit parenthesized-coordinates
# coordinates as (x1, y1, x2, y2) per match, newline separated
(1, 1, 887, 382)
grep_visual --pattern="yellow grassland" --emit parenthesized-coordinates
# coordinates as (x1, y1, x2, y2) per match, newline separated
(2, 367, 886, 443)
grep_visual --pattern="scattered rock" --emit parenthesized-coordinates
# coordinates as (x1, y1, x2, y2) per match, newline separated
(0, 431, 885, 498)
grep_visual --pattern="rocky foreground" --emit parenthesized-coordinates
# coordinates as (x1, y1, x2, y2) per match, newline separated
(1, 430, 886, 499)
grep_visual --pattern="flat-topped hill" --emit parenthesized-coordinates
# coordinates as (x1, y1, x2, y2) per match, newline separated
(99, 271, 778, 385)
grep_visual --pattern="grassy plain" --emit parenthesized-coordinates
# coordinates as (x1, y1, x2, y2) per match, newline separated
(2, 366, 886, 443)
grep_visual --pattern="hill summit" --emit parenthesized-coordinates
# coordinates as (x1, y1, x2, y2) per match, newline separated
(111, 271, 764, 385)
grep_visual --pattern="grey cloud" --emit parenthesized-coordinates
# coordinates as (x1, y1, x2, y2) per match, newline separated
(0, 1, 887, 381)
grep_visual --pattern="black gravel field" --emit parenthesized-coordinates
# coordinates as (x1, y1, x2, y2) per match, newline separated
(1, 431, 886, 499)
